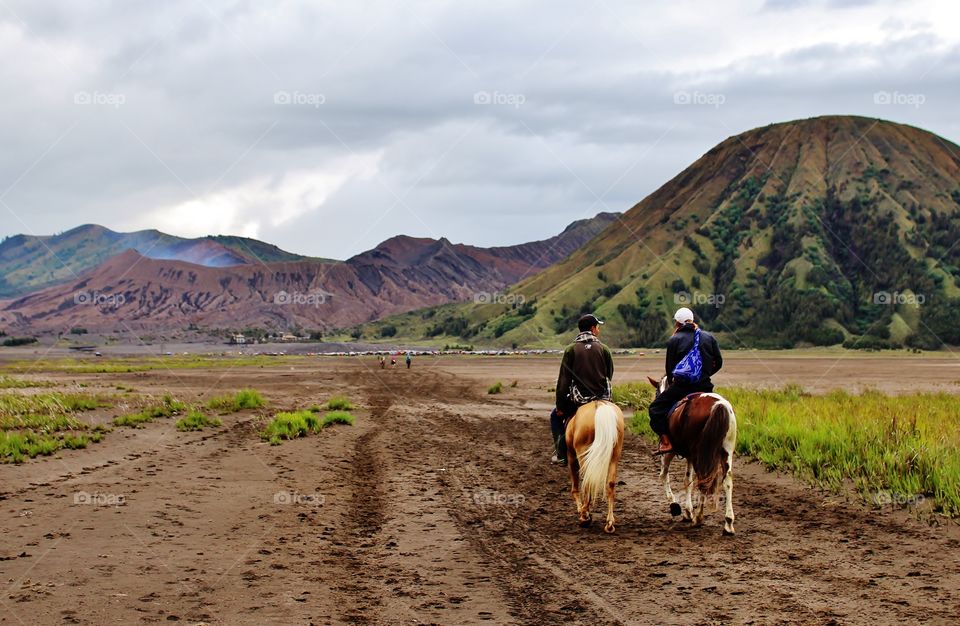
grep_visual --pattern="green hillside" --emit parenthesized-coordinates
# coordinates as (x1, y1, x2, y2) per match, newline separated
(344, 116, 960, 350)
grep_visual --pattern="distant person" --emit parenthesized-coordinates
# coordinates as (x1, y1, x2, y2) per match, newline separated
(379, 355, 386, 369)
(648, 307, 723, 455)
(551, 314, 614, 466)
(391, 355, 397, 368)
(406, 352, 412, 369)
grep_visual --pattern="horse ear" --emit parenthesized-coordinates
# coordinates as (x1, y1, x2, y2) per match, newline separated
(647, 376, 660, 388)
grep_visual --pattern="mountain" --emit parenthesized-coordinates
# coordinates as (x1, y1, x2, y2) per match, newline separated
(0, 225, 320, 298)
(0, 213, 618, 334)
(353, 116, 960, 349)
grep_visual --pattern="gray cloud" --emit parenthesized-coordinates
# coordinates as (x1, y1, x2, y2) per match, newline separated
(0, 0, 958, 260)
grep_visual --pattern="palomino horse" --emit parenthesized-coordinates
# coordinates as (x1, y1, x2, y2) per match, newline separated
(647, 376, 738, 535)
(565, 400, 625, 533)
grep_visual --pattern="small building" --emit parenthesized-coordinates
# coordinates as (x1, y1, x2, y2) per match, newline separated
(229, 334, 247, 345)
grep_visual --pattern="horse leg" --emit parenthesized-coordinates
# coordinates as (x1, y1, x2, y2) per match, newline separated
(603, 459, 618, 534)
(568, 452, 584, 523)
(569, 454, 591, 527)
(682, 461, 695, 521)
(660, 453, 681, 517)
(722, 453, 735, 536)
(692, 491, 706, 527)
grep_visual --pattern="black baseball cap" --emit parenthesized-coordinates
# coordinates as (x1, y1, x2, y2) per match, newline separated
(578, 314, 604, 332)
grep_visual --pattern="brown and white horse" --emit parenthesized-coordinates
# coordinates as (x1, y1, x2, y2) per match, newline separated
(565, 400, 625, 533)
(648, 376, 738, 535)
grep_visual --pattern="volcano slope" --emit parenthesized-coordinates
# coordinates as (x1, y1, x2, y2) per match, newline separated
(359, 116, 960, 351)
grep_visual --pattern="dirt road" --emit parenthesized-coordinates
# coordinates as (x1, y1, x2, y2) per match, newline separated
(2, 358, 959, 625)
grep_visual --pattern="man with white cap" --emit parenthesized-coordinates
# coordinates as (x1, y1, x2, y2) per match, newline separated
(647, 307, 723, 455)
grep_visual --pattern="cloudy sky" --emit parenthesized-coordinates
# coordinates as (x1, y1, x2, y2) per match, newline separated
(1, 0, 957, 259)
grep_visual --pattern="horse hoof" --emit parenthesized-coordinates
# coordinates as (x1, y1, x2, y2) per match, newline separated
(669, 502, 682, 517)
(723, 525, 735, 536)
(579, 518, 592, 528)
(604, 524, 616, 534)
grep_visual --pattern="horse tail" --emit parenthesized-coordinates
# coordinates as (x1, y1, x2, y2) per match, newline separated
(694, 398, 732, 495)
(579, 402, 620, 503)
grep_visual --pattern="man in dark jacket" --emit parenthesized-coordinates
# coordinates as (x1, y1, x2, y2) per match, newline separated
(550, 314, 615, 465)
(648, 307, 723, 455)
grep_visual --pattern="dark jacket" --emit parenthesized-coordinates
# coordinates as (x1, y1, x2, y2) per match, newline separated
(556, 332, 614, 414)
(665, 323, 722, 386)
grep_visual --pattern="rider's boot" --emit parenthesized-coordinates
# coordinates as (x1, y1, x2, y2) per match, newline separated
(551, 433, 567, 466)
(653, 433, 673, 456)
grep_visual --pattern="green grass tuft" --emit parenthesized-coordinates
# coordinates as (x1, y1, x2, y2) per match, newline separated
(324, 395, 354, 411)
(0, 376, 55, 389)
(261, 410, 323, 444)
(487, 381, 503, 395)
(114, 395, 187, 428)
(207, 388, 265, 413)
(261, 409, 355, 445)
(175, 410, 222, 432)
(321, 411, 355, 427)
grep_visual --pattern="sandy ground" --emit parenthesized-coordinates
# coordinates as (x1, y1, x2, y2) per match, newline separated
(1, 355, 960, 625)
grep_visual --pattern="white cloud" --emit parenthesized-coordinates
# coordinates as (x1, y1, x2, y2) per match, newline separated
(124, 151, 382, 239)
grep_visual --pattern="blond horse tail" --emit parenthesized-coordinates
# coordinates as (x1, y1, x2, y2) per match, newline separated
(579, 401, 619, 503)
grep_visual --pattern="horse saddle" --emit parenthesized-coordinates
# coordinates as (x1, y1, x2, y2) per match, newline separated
(666, 393, 705, 457)
(668, 392, 703, 421)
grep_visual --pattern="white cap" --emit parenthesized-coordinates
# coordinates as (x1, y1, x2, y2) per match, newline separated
(674, 307, 695, 324)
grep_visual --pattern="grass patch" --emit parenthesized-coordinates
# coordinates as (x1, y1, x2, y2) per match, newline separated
(261, 410, 323, 445)
(613, 381, 960, 516)
(324, 395, 354, 411)
(0, 391, 107, 463)
(487, 381, 503, 395)
(175, 410, 222, 432)
(261, 409, 355, 445)
(321, 411, 355, 427)
(613, 382, 657, 439)
(206, 388, 265, 413)
(0, 376, 54, 389)
(113, 395, 187, 428)
(726, 386, 960, 516)
(0, 392, 101, 418)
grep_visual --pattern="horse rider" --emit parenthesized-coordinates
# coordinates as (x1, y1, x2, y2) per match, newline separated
(648, 307, 723, 455)
(551, 313, 615, 466)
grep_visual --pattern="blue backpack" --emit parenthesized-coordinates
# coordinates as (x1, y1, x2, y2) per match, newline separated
(672, 328, 703, 384)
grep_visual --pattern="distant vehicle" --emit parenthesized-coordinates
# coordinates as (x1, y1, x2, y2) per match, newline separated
(94, 351, 102, 357)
